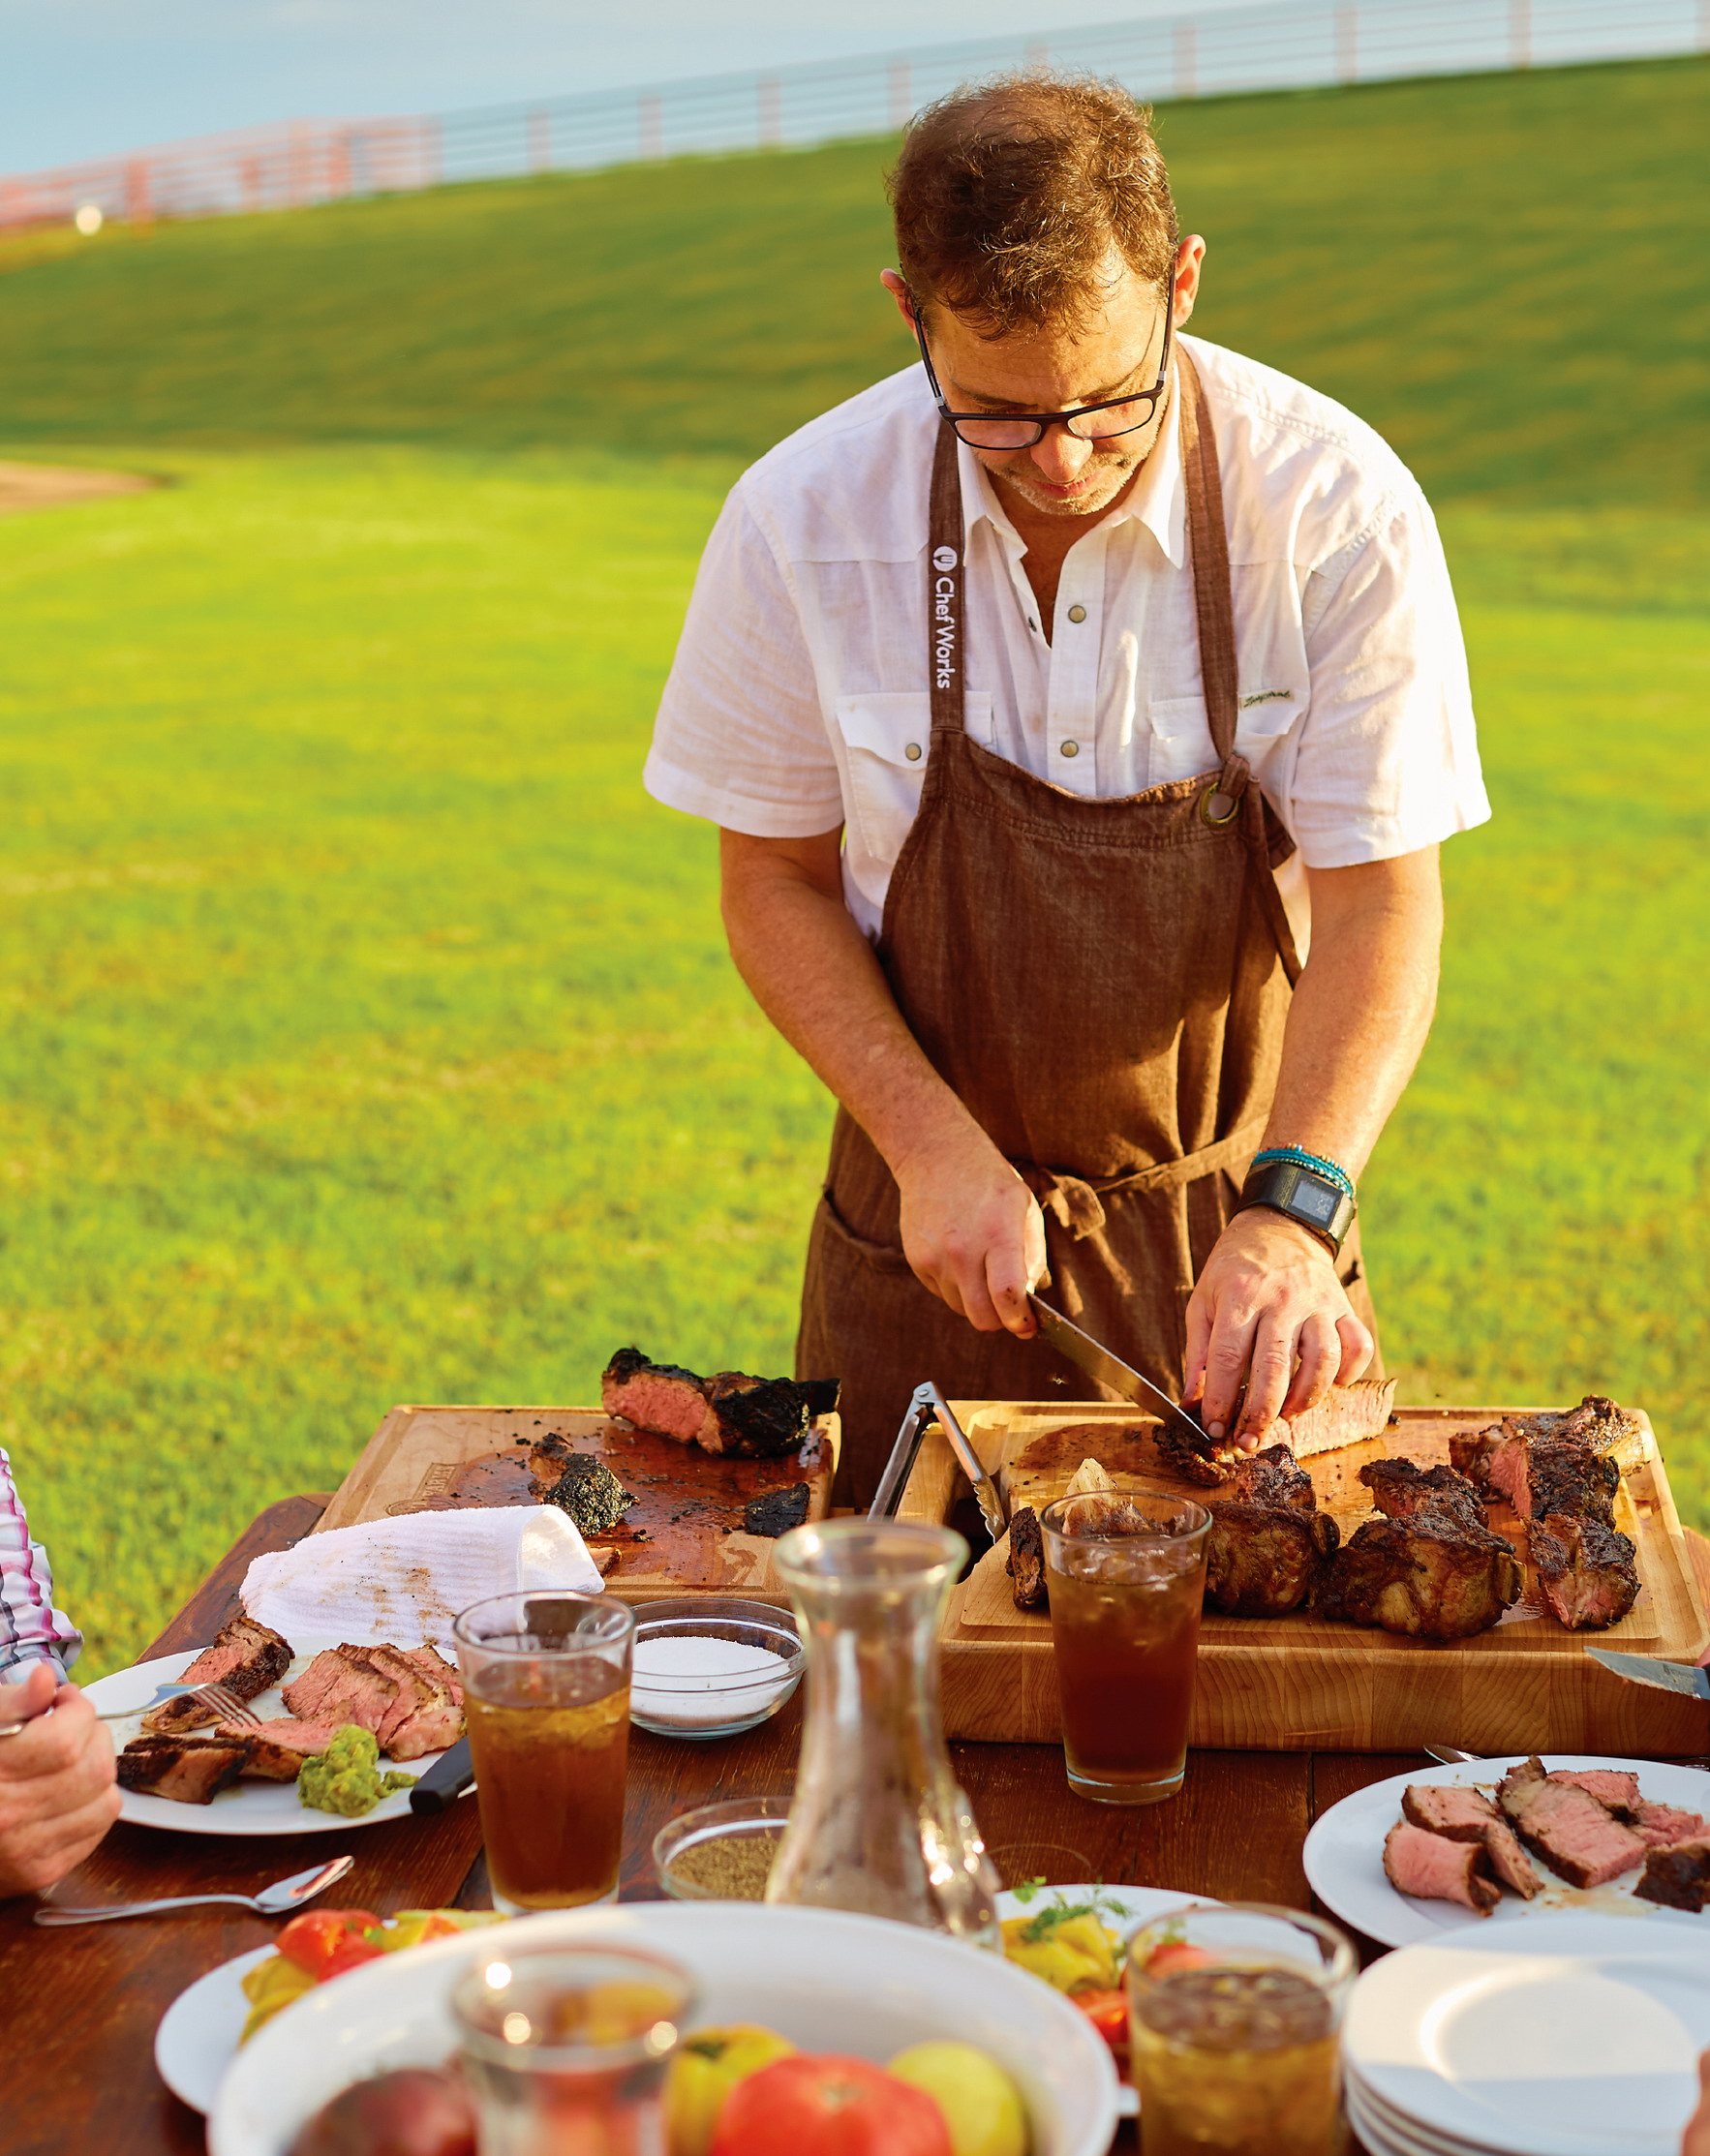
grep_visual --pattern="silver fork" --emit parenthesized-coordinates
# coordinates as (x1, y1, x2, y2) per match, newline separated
(34, 1853, 354, 1927)
(97, 1680, 263, 1729)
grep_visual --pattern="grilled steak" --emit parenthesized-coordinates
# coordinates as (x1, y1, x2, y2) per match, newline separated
(1529, 1512, 1639, 1630)
(1228, 1444, 1317, 1509)
(1154, 1420, 1229, 1487)
(1205, 1503, 1338, 1617)
(140, 1613, 293, 1736)
(1634, 1838, 1710, 1912)
(118, 1734, 254, 1805)
(1383, 1821, 1500, 1913)
(601, 1347, 718, 1444)
(743, 1484, 811, 1537)
(702, 1373, 816, 1458)
(333, 1644, 463, 1759)
(1006, 1505, 1048, 1611)
(1360, 1459, 1486, 1532)
(283, 1646, 399, 1736)
(404, 1645, 463, 1709)
(1528, 1447, 1619, 1525)
(1317, 1510, 1522, 1643)
(1401, 1784, 1500, 1840)
(1497, 1754, 1645, 1886)
(1549, 1768, 1641, 1813)
(1481, 1816, 1543, 1898)
(1634, 1800, 1710, 1847)
(1450, 1396, 1645, 1498)
(1252, 1377, 1399, 1458)
(222, 1718, 345, 1780)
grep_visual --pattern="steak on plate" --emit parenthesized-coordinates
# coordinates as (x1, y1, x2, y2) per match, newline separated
(283, 1646, 399, 1737)
(1383, 1821, 1500, 1913)
(139, 1613, 293, 1736)
(1317, 1509, 1522, 1643)
(1401, 1784, 1500, 1839)
(338, 1644, 463, 1759)
(1634, 1838, 1710, 1912)
(1634, 1799, 1710, 1847)
(117, 1734, 254, 1805)
(1205, 1503, 1338, 1617)
(222, 1718, 346, 1780)
(1496, 1754, 1646, 1886)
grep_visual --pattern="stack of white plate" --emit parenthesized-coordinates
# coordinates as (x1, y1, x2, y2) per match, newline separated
(1343, 1914, 1710, 2156)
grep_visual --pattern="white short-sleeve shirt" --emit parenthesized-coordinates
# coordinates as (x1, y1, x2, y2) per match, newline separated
(646, 334, 1490, 947)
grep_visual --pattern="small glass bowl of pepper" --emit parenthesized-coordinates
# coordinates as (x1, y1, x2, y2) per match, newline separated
(654, 1796, 794, 1901)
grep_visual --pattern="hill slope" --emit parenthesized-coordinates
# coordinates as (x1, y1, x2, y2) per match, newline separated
(1, 55, 1706, 504)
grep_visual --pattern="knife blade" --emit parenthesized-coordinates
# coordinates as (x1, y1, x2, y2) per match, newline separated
(1029, 1293, 1212, 1452)
(1585, 1647, 1710, 1700)
(409, 1735, 474, 1814)
(928, 1383, 1007, 1543)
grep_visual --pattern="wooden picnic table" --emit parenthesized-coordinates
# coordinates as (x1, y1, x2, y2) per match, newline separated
(6, 1494, 1704, 2156)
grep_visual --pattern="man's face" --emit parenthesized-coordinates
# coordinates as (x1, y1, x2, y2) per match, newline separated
(913, 248, 1197, 523)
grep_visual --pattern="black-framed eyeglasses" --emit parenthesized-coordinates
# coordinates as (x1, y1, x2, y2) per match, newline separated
(909, 287, 1175, 450)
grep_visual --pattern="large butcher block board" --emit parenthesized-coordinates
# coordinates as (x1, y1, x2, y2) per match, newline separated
(904, 1402, 1710, 1755)
(317, 1404, 839, 1605)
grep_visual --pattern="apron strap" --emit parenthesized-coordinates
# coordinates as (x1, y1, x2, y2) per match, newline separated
(927, 421, 966, 739)
(1176, 350, 1303, 987)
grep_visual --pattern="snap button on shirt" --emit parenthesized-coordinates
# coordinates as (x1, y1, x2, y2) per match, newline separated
(1066, 604, 1087, 623)
(1060, 740, 1080, 758)
(904, 742, 923, 762)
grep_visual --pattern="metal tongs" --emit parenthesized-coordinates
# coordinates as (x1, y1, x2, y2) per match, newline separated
(868, 1382, 1008, 1544)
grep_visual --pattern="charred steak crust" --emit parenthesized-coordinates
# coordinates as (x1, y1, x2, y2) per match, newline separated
(1154, 1422, 1229, 1487)
(542, 1456, 636, 1536)
(1317, 1510, 1522, 1644)
(1228, 1444, 1317, 1510)
(1634, 1839, 1710, 1912)
(1360, 1459, 1487, 1532)
(142, 1613, 294, 1735)
(703, 1373, 814, 1458)
(743, 1484, 811, 1537)
(1006, 1506, 1048, 1611)
(118, 1734, 255, 1805)
(1205, 1503, 1338, 1618)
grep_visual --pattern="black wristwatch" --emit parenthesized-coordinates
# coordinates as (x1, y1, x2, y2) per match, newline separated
(1233, 1158, 1356, 1258)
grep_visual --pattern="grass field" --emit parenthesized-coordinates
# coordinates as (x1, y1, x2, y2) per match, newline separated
(1, 56, 1707, 1672)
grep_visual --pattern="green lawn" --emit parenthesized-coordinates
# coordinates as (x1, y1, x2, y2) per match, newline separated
(1, 55, 1706, 1672)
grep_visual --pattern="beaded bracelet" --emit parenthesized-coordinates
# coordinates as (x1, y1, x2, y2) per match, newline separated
(1250, 1145, 1356, 1200)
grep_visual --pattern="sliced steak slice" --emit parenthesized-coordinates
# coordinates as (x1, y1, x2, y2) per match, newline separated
(349, 1644, 464, 1759)
(1634, 1800, 1710, 1848)
(1227, 1444, 1317, 1510)
(1530, 1513, 1640, 1631)
(403, 1646, 463, 1710)
(283, 1647, 398, 1735)
(1360, 1459, 1486, 1532)
(1317, 1510, 1522, 1643)
(1481, 1818, 1543, 1898)
(1634, 1838, 1710, 1912)
(1205, 1503, 1338, 1617)
(1006, 1506, 1047, 1612)
(1262, 1377, 1399, 1458)
(600, 1347, 717, 1444)
(1497, 1760, 1646, 1887)
(1548, 1768, 1641, 1813)
(140, 1613, 293, 1736)
(1401, 1784, 1501, 1840)
(118, 1734, 254, 1805)
(224, 1718, 345, 1780)
(1383, 1822, 1500, 1913)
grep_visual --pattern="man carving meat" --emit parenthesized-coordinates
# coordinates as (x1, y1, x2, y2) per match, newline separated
(647, 76, 1488, 1501)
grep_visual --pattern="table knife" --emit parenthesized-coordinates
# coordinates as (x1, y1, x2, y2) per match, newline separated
(1028, 1293, 1213, 1453)
(1585, 1647, 1710, 1700)
(409, 1735, 474, 1814)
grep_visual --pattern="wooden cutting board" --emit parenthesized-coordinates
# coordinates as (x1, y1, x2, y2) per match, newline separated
(317, 1404, 839, 1604)
(904, 1401, 1710, 1754)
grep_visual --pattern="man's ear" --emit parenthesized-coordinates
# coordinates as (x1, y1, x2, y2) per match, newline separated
(1172, 236, 1207, 327)
(879, 268, 917, 329)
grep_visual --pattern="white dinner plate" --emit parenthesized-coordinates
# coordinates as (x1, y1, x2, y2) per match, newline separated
(155, 1947, 273, 2114)
(1343, 1912, 1710, 2156)
(83, 1637, 458, 1835)
(1303, 1754, 1710, 1949)
(211, 1901, 1121, 2156)
(996, 1881, 1218, 2120)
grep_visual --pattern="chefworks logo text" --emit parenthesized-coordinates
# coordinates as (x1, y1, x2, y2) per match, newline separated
(932, 547, 959, 688)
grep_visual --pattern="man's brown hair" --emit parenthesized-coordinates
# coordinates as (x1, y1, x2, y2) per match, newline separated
(889, 74, 1177, 336)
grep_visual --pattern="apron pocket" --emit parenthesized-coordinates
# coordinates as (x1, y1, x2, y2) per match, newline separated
(811, 1185, 915, 1277)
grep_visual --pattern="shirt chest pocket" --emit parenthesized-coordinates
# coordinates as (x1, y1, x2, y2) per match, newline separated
(838, 691, 994, 882)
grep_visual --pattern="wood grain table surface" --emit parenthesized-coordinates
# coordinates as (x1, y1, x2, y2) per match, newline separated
(6, 1496, 1706, 2156)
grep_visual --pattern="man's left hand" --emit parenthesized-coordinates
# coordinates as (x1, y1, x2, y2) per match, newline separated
(1184, 1208, 1374, 1448)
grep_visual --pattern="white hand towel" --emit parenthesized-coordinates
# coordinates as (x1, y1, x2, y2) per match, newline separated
(241, 1506, 604, 1654)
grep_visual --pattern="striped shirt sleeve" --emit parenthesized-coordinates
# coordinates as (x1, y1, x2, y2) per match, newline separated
(0, 1450, 81, 1681)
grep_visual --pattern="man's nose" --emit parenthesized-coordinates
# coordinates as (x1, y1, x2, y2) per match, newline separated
(1028, 424, 1096, 484)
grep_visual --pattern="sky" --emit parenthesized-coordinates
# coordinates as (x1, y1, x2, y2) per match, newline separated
(0, 0, 1193, 173)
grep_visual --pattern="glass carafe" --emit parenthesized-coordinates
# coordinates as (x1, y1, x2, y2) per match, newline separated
(766, 1517, 999, 1947)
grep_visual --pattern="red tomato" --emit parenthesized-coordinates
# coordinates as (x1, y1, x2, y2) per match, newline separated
(1074, 1988, 1130, 2050)
(277, 1909, 382, 1978)
(321, 1933, 387, 1979)
(1144, 1941, 1216, 1977)
(709, 2054, 951, 2156)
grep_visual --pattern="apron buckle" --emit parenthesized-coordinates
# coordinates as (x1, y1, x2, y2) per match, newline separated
(1199, 753, 1250, 830)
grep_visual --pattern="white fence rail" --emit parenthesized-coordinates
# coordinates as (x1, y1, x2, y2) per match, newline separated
(2, 0, 1704, 230)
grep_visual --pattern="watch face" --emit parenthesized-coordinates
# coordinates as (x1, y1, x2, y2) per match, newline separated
(1292, 1177, 1341, 1228)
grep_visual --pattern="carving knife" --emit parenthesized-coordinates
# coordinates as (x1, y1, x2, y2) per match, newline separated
(1028, 1293, 1213, 1453)
(409, 1735, 475, 1814)
(1585, 1647, 1710, 1700)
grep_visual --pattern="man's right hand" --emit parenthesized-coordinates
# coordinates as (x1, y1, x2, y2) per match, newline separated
(894, 1126, 1047, 1336)
(0, 1661, 122, 1898)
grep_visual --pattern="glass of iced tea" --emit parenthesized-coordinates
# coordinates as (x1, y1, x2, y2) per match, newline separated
(1039, 1490, 1210, 1804)
(453, 1590, 635, 1914)
(454, 1940, 695, 2156)
(1126, 1903, 1355, 2156)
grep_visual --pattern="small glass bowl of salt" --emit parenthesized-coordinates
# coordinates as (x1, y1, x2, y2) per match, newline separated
(627, 1598, 805, 1740)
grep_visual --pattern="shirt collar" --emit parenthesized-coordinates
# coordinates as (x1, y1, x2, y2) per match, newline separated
(955, 367, 1187, 569)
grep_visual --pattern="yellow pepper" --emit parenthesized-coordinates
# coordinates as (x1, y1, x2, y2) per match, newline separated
(665, 2024, 797, 2156)
(238, 1953, 317, 2044)
(999, 1910, 1121, 1994)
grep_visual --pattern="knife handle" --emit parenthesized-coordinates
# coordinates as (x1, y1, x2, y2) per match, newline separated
(410, 1736, 474, 1815)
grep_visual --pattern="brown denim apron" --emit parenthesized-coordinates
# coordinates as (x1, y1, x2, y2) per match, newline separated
(797, 353, 1380, 1503)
